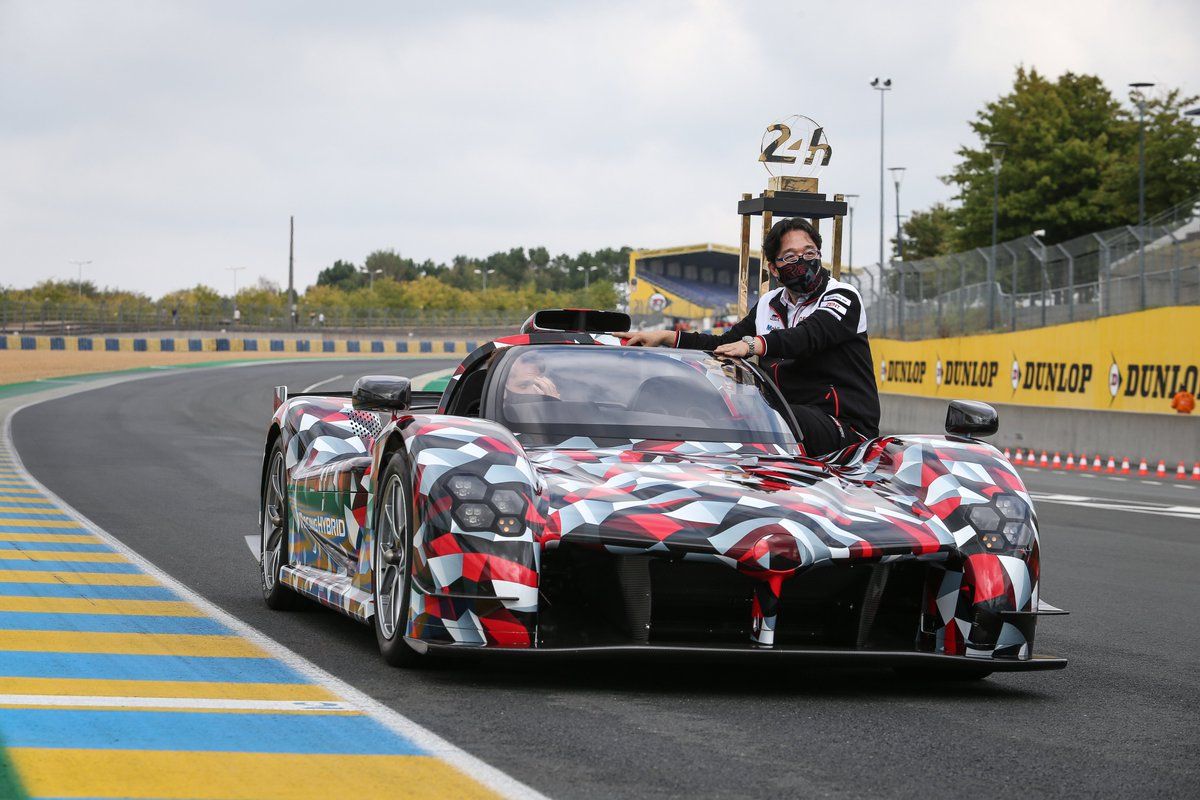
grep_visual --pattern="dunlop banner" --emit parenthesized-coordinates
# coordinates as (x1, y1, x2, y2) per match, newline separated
(872, 307, 1200, 415)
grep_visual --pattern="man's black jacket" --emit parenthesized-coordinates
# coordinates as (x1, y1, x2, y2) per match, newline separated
(676, 274, 881, 439)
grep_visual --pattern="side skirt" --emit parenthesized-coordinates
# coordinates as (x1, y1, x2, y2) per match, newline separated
(281, 564, 373, 623)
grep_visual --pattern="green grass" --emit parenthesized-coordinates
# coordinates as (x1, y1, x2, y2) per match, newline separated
(0, 738, 29, 800)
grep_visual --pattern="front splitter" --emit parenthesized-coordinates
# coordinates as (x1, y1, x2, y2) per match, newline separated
(409, 641, 1067, 671)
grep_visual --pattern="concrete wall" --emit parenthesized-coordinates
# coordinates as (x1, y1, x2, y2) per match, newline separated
(881, 394, 1199, 466)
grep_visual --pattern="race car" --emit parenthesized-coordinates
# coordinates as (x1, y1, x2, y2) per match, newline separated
(259, 309, 1066, 675)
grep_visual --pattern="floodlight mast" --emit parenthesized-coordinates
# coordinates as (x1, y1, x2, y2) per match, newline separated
(986, 141, 1007, 329)
(67, 259, 92, 298)
(871, 78, 892, 288)
(1130, 81, 1155, 309)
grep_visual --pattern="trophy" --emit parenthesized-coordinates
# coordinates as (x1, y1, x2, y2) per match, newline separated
(737, 115, 848, 315)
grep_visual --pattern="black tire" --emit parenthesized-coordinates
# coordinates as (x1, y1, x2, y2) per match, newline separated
(260, 438, 301, 610)
(372, 453, 424, 667)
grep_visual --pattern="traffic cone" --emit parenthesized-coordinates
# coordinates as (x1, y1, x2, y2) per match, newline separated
(1191, 463, 1200, 481)
(1052, 452, 1062, 469)
(1003, 448, 1011, 460)
(1137, 458, 1149, 476)
(1119, 457, 1131, 475)
(1092, 455, 1103, 472)
(1040, 451, 1050, 467)
(1105, 457, 1116, 473)
(1065, 453, 1076, 470)
(1155, 460, 1167, 478)
(1177, 462, 1187, 480)
(1013, 449, 1024, 465)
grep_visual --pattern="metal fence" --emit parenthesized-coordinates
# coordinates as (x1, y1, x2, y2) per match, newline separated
(853, 196, 1200, 340)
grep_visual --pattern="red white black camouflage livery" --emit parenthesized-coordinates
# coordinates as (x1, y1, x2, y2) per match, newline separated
(259, 311, 1066, 675)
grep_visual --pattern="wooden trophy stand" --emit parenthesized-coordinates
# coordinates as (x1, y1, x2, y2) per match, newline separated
(736, 175, 848, 316)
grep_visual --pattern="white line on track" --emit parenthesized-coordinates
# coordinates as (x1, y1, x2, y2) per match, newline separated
(4, 396, 550, 800)
(301, 373, 344, 392)
(1020, 465, 1197, 489)
(1030, 491, 1200, 520)
(245, 533, 260, 561)
(0, 695, 356, 712)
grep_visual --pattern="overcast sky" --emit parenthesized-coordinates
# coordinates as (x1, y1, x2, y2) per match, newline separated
(2, 0, 1197, 297)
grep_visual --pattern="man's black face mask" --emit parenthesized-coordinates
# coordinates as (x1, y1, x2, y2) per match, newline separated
(776, 255, 824, 297)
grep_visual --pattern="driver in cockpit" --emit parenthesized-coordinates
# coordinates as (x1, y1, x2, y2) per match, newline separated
(505, 353, 560, 400)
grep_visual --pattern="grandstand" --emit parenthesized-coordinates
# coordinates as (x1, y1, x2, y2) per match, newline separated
(627, 244, 761, 323)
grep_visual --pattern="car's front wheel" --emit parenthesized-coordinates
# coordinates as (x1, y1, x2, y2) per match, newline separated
(261, 439, 300, 610)
(373, 453, 423, 667)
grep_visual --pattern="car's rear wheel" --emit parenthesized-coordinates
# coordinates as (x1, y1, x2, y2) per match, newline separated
(373, 454, 423, 667)
(261, 440, 300, 609)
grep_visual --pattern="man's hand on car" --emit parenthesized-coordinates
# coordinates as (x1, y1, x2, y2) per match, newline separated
(616, 330, 675, 347)
(713, 339, 753, 358)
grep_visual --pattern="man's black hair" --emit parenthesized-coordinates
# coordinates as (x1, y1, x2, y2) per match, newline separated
(763, 217, 823, 263)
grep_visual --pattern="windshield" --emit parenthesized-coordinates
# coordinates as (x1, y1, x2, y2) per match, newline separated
(492, 345, 797, 447)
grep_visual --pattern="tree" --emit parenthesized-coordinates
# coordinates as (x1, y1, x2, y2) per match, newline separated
(364, 249, 423, 283)
(1100, 87, 1200, 224)
(159, 285, 225, 317)
(946, 68, 1126, 248)
(943, 68, 1200, 249)
(894, 203, 956, 260)
(316, 260, 361, 289)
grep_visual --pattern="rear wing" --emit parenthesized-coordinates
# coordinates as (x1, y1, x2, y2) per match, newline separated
(520, 308, 631, 334)
(273, 385, 442, 412)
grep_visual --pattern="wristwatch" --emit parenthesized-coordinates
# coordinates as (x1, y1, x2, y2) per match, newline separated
(741, 335, 759, 356)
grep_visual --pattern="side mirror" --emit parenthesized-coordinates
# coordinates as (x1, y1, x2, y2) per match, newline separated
(352, 375, 411, 412)
(945, 400, 998, 437)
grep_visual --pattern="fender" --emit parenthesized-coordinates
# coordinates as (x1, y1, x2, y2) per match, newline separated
(369, 414, 545, 648)
(832, 434, 1046, 659)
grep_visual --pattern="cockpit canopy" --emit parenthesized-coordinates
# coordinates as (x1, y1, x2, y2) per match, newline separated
(493, 345, 797, 448)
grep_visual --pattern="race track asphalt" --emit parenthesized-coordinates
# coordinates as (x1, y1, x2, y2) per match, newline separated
(12, 359, 1200, 799)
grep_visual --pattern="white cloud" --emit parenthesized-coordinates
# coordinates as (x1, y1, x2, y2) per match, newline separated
(0, 0, 1196, 296)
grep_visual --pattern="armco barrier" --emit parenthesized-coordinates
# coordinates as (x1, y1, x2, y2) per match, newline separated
(0, 336, 476, 356)
(872, 306, 1200, 416)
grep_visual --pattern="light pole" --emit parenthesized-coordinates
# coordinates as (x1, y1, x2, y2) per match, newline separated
(67, 260, 92, 298)
(473, 267, 495, 290)
(870, 78, 892, 283)
(986, 141, 1007, 329)
(226, 267, 246, 322)
(888, 169, 905, 336)
(888, 168, 906, 260)
(844, 193, 859, 272)
(1130, 82, 1154, 309)
(1029, 230, 1049, 328)
(577, 265, 599, 289)
(362, 267, 383, 290)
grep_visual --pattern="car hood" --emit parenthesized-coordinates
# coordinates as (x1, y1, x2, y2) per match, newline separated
(529, 442, 964, 576)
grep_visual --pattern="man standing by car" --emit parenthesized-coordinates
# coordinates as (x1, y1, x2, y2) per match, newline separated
(620, 217, 880, 455)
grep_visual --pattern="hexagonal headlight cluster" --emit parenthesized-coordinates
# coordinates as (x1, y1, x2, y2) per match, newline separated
(446, 473, 527, 535)
(968, 492, 1035, 551)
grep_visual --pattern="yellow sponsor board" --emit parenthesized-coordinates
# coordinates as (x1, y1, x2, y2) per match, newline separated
(871, 307, 1200, 415)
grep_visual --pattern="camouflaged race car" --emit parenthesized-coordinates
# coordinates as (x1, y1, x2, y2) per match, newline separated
(259, 309, 1066, 675)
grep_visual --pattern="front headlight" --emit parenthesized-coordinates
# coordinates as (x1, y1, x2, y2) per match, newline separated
(454, 502, 495, 530)
(968, 493, 1035, 550)
(447, 474, 487, 500)
(441, 473, 527, 536)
